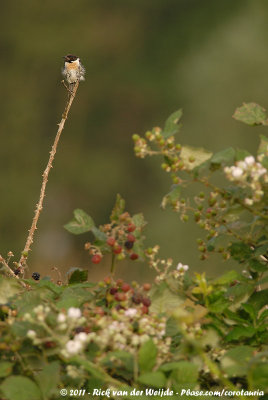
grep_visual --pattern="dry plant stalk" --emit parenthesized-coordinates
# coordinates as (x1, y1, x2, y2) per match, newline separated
(18, 80, 80, 271)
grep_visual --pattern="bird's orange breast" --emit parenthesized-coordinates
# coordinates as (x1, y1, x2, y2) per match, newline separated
(66, 63, 78, 70)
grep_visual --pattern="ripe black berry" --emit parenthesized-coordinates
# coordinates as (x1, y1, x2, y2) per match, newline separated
(14, 268, 21, 276)
(32, 272, 40, 281)
(124, 240, 134, 250)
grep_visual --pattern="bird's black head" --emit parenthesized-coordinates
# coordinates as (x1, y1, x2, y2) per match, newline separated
(64, 54, 78, 63)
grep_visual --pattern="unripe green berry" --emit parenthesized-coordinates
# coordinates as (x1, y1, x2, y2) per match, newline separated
(198, 246, 206, 253)
(132, 134, 140, 142)
(199, 192, 205, 199)
(175, 144, 182, 151)
(182, 215, 189, 222)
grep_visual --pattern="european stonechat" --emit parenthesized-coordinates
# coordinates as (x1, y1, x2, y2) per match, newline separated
(62, 54, 85, 91)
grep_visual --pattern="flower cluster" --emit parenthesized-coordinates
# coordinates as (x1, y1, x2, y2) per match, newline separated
(84, 196, 145, 266)
(224, 155, 268, 203)
(85, 309, 171, 363)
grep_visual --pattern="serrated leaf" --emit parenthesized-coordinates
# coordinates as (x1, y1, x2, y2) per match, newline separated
(35, 362, 60, 398)
(0, 276, 22, 304)
(110, 194, 125, 221)
(132, 213, 146, 229)
(170, 361, 198, 390)
(221, 346, 254, 377)
(91, 226, 107, 241)
(233, 103, 268, 126)
(64, 209, 95, 234)
(163, 109, 183, 138)
(0, 362, 13, 378)
(68, 268, 88, 284)
(225, 325, 256, 342)
(248, 259, 267, 273)
(180, 145, 212, 170)
(138, 339, 157, 373)
(0, 376, 42, 400)
(210, 147, 235, 165)
(235, 148, 251, 160)
(212, 270, 240, 286)
(248, 289, 268, 311)
(150, 284, 184, 314)
(250, 363, 268, 391)
(257, 134, 268, 155)
(138, 371, 166, 388)
(242, 303, 257, 322)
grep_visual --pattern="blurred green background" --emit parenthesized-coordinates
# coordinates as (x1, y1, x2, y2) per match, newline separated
(1, 0, 268, 282)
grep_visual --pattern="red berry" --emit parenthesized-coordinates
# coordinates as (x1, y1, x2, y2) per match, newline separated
(127, 223, 136, 232)
(122, 283, 131, 292)
(116, 279, 124, 287)
(132, 293, 143, 304)
(143, 283, 151, 291)
(130, 253, 139, 260)
(114, 292, 127, 302)
(127, 234, 136, 242)
(107, 237, 116, 246)
(142, 297, 151, 307)
(141, 305, 149, 314)
(103, 276, 111, 285)
(92, 254, 102, 264)
(110, 287, 118, 295)
(113, 245, 122, 254)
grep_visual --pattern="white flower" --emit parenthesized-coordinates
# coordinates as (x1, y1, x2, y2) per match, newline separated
(67, 307, 81, 319)
(65, 340, 83, 355)
(244, 156, 255, 166)
(124, 308, 138, 317)
(74, 332, 88, 343)
(27, 330, 36, 339)
(231, 167, 243, 178)
(244, 198, 254, 206)
(176, 262, 189, 272)
(57, 313, 66, 323)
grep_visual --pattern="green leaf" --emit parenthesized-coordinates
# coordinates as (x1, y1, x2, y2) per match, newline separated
(250, 363, 268, 391)
(235, 148, 251, 160)
(132, 213, 146, 229)
(35, 362, 60, 398)
(163, 109, 183, 138)
(242, 303, 257, 322)
(0, 362, 13, 378)
(212, 270, 240, 285)
(56, 287, 93, 309)
(258, 134, 268, 154)
(210, 147, 235, 165)
(150, 283, 184, 314)
(110, 194, 125, 221)
(221, 346, 254, 377)
(248, 259, 267, 273)
(180, 145, 212, 170)
(233, 103, 268, 126)
(229, 242, 252, 261)
(64, 209, 95, 234)
(138, 339, 157, 373)
(0, 276, 22, 304)
(170, 361, 198, 391)
(68, 268, 88, 284)
(138, 371, 166, 388)
(70, 357, 106, 380)
(225, 325, 256, 342)
(248, 289, 268, 311)
(101, 351, 134, 373)
(0, 376, 42, 400)
(91, 226, 107, 241)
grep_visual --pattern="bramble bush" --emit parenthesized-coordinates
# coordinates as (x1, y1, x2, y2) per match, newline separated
(0, 102, 267, 400)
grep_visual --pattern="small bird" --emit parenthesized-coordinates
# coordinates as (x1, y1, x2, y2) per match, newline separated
(62, 54, 85, 92)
